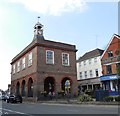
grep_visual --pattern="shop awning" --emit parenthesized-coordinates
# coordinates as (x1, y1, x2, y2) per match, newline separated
(100, 74, 118, 81)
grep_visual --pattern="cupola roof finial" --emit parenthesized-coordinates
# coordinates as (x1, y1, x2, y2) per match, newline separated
(38, 16, 40, 22)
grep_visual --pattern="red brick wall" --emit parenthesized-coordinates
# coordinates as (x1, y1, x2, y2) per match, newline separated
(11, 38, 78, 98)
(102, 36, 120, 75)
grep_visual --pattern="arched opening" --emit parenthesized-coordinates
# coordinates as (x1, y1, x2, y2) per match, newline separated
(44, 77, 55, 94)
(21, 80, 26, 97)
(16, 82, 20, 95)
(28, 78, 33, 97)
(61, 77, 71, 94)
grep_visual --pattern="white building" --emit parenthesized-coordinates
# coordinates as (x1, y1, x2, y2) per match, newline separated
(77, 48, 104, 91)
(0, 90, 2, 99)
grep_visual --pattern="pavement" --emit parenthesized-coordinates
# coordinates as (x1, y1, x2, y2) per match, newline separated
(23, 98, 120, 105)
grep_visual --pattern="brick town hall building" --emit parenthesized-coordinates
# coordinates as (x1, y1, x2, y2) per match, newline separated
(10, 19, 78, 100)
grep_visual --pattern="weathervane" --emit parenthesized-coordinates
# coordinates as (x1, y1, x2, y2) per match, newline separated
(38, 16, 40, 22)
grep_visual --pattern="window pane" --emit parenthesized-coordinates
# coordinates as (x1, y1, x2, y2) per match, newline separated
(90, 70, 92, 77)
(89, 59, 91, 64)
(62, 53, 69, 66)
(28, 52, 32, 66)
(13, 64, 15, 74)
(84, 61, 86, 65)
(95, 69, 99, 77)
(22, 57, 25, 69)
(80, 72, 82, 79)
(108, 51, 113, 57)
(106, 65, 112, 74)
(17, 61, 20, 72)
(84, 71, 87, 78)
(46, 50, 54, 64)
(94, 57, 97, 63)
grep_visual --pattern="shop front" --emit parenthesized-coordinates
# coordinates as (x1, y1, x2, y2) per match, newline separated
(100, 74, 120, 96)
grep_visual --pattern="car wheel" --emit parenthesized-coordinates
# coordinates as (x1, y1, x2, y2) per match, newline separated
(20, 101, 22, 103)
(7, 100, 9, 103)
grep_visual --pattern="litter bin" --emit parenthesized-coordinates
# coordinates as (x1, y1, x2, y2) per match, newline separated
(95, 90, 109, 101)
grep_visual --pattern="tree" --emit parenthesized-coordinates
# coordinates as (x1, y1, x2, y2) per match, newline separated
(117, 67, 120, 76)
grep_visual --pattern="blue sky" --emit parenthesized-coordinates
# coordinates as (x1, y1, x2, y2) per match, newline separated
(0, 0, 118, 90)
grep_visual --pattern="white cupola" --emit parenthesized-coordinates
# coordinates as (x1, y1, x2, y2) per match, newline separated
(33, 17, 44, 40)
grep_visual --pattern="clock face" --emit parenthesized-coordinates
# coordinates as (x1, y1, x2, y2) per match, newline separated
(38, 30, 41, 35)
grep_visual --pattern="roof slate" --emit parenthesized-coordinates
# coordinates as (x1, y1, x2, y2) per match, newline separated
(77, 48, 104, 62)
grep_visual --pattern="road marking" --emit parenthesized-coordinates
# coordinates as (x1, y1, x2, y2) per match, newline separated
(0, 108, 35, 116)
(41, 103, 74, 106)
(0, 108, 25, 114)
(67, 109, 79, 112)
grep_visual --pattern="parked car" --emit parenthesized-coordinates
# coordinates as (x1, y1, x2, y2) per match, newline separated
(2, 95, 5, 101)
(2, 95, 9, 101)
(7, 95, 22, 103)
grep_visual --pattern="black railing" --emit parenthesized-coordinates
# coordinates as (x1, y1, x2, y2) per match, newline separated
(102, 56, 120, 64)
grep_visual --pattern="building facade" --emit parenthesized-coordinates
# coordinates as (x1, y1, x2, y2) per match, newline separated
(101, 34, 120, 96)
(77, 48, 104, 92)
(11, 20, 78, 100)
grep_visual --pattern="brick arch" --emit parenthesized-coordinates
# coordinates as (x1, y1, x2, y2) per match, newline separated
(61, 77, 72, 93)
(44, 76, 56, 93)
(21, 80, 26, 97)
(27, 77, 34, 97)
(61, 77, 73, 85)
(16, 81, 20, 95)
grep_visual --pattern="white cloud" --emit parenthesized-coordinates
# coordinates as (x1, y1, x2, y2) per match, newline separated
(10, 0, 87, 16)
(85, 0, 118, 2)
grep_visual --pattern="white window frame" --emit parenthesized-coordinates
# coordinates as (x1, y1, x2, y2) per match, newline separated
(22, 57, 25, 70)
(89, 59, 91, 64)
(80, 72, 82, 79)
(17, 61, 20, 72)
(89, 70, 92, 77)
(62, 53, 69, 66)
(46, 50, 54, 64)
(84, 60, 86, 66)
(79, 62, 81, 67)
(95, 69, 99, 77)
(13, 64, 15, 74)
(94, 57, 97, 63)
(28, 52, 32, 67)
(84, 71, 87, 79)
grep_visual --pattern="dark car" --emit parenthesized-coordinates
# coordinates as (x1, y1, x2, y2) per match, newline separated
(7, 95, 22, 103)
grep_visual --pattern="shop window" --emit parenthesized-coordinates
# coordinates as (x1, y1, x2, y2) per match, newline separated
(112, 81, 118, 91)
(105, 81, 110, 90)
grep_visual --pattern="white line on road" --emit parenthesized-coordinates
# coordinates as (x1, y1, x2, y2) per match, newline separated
(0, 108, 25, 114)
(67, 109, 79, 112)
(0, 108, 35, 116)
